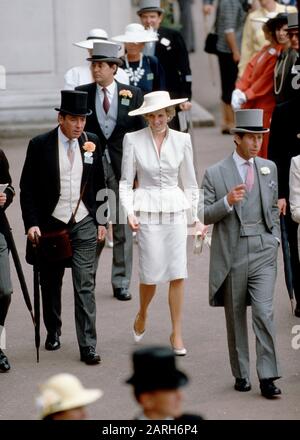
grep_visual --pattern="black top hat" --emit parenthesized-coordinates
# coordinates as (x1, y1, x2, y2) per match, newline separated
(55, 90, 92, 116)
(126, 346, 188, 393)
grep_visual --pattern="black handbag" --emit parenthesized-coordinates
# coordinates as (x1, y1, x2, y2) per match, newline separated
(204, 32, 218, 55)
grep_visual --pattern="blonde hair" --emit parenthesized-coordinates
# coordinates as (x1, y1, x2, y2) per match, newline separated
(143, 105, 176, 123)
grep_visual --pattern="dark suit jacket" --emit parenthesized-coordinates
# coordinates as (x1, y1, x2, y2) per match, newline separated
(76, 81, 145, 181)
(155, 26, 192, 100)
(0, 149, 15, 234)
(20, 128, 106, 232)
(268, 96, 300, 200)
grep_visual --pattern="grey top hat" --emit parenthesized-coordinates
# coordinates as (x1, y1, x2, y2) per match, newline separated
(87, 41, 123, 66)
(137, 0, 164, 16)
(288, 12, 298, 30)
(231, 109, 269, 134)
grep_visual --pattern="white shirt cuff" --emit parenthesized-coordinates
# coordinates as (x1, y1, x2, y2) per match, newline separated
(224, 196, 233, 212)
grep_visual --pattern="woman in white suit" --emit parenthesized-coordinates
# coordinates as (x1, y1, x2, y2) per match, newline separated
(119, 91, 207, 355)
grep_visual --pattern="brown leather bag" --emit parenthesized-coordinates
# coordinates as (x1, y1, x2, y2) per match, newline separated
(39, 229, 72, 262)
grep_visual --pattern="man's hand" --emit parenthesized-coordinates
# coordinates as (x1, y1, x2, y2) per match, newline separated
(203, 4, 214, 16)
(0, 192, 6, 207)
(97, 225, 107, 241)
(278, 198, 287, 216)
(233, 50, 241, 64)
(27, 226, 41, 243)
(179, 102, 192, 111)
(128, 214, 140, 232)
(227, 184, 246, 206)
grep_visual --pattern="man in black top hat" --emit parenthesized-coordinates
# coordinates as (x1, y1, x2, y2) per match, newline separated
(76, 41, 145, 302)
(126, 346, 203, 420)
(20, 90, 107, 365)
(137, 0, 192, 131)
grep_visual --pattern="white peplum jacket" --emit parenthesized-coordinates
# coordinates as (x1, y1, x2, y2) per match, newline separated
(119, 126, 200, 223)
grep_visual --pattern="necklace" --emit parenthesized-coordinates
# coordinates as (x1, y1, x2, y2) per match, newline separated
(274, 51, 289, 95)
(124, 54, 145, 87)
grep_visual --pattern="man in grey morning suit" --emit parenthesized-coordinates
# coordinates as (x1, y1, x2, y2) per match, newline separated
(201, 109, 281, 399)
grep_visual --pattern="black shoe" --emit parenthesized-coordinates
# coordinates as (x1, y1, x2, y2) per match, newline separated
(113, 287, 132, 301)
(80, 347, 101, 365)
(45, 333, 61, 351)
(295, 305, 300, 318)
(0, 349, 10, 372)
(260, 379, 281, 399)
(234, 378, 251, 392)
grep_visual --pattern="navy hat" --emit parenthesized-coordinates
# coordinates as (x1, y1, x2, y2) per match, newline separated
(55, 90, 92, 116)
(126, 346, 188, 393)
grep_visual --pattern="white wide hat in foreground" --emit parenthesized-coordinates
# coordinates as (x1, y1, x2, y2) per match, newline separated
(36, 373, 103, 419)
(231, 109, 269, 134)
(129, 91, 187, 116)
(112, 23, 158, 43)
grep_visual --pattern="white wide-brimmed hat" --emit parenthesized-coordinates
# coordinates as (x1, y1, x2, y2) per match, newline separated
(36, 373, 103, 419)
(129, 91, 187, 116)
(74, 28, 111, 49)
(231, 109, 269, 134)
(112, 23, 158, 44)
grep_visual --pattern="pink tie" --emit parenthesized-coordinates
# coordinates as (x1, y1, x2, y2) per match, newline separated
(67, 139, 75, 168)
(245, 161, 254, 192)
(102, 87, 110, 114)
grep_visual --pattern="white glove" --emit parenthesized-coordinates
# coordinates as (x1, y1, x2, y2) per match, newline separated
(231, 89, 247, 111)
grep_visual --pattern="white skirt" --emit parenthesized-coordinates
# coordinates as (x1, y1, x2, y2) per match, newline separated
(136, 211, 188, 284)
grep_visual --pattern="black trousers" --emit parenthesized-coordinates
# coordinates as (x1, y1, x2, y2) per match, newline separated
(217, 51, 238, 104)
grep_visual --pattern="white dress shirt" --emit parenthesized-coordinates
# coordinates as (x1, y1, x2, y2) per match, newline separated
(97, 80, 116, 107)
(224, 151, 254, 211)
(52, 128, 89, 224)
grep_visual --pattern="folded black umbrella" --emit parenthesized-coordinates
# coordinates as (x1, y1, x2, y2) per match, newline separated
(280, 215, 295, 313)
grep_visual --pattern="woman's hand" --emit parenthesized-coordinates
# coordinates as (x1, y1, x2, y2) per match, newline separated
(193, 221, 208, 237)
(128, 214, 140, 232)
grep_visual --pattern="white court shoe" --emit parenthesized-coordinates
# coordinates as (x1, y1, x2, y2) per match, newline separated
(170, 335, 187, 356)
(133, 314, 145, 343)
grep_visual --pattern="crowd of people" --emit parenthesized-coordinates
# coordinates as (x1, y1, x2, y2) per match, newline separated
(1, 0, 300, 420)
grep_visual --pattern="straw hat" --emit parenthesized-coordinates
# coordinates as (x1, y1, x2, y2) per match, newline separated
(112, 23, 158, 44)
(230, 109, 269, 134)
(128, 91, 187, 116)
(36, 373, 103, 419)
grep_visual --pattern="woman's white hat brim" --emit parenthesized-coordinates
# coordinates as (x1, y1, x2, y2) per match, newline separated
(129, 97, 187, 116)
(112, 33, 158, 44)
